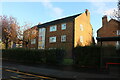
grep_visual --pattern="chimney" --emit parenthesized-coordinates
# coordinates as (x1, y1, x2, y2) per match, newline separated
(85, 9, 89, 16)
(102, 15, 108, 26)
(85, 9, 90, 22)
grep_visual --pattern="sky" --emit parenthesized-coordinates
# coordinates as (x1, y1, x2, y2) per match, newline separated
(1, 1, 118, 41)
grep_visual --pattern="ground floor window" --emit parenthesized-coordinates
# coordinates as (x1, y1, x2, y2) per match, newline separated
(49, 36, 56, 43)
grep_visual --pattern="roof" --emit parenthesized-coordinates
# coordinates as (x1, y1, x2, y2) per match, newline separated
(111, 19, 120, 22)
(23, 26, 37, 33)
(96, 36, 120, 42)
(37, 13, 81, 28)
(97, 18, 120, 33)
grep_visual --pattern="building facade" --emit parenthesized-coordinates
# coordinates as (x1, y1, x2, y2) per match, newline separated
(97, 16, 120, 47)
(23, 26, 38, 49)
(37, 10, 93, 58)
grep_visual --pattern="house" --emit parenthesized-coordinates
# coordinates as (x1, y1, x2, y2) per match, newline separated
(37, 9, 93, 58)
(23, 26, 38, 49)
(97, 15, 120, 47)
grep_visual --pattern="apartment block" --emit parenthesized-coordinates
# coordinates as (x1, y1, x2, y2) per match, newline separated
(97, 16, 120, 47)
(37, 10, 93, 58)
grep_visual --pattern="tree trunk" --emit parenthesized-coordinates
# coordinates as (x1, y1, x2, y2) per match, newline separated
(5, 40, 8, 49)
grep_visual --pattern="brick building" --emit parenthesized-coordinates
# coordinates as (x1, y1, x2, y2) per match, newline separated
(97, 15, 120, 47)
(23, 26, 38, 49)
(37, 10, 93, 58)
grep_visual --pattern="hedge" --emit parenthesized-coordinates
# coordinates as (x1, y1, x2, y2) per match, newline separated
(73, 46, 120, 67)
(2, 48, 65, 64)
(73, 46, 101, 67)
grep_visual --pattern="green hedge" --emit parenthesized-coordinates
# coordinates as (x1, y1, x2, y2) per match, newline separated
(2, 48, 65, 64)
(74, 46, 101, 67)
(73, 46, 119, 67)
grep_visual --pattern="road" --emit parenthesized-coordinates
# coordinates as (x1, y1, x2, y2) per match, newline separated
(2, 59, 120, 80)
(2, 68, 56, 80)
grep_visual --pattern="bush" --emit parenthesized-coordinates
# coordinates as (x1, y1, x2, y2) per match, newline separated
(2, 48, 65, 64)
(73, 46, 119, 67)
(74, 46, 101, 67)
(46, 49, 65, 64)
(62, 59, 73, 65)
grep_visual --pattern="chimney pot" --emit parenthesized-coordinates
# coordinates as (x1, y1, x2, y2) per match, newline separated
(102, 15, 108, 26)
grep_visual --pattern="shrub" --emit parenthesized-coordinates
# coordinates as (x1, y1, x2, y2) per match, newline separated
(46, 49, 65, 64)
(73, 46, 119, 67)
(62, 58, 73, 65)
(73, 46, 101, 67)
(2, 48, 65, 64)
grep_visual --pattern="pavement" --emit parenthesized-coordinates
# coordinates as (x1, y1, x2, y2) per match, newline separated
(2, 60, 120, 80)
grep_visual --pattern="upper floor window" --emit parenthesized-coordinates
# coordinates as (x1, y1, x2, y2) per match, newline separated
(31, 39, 36, 44)
(80, 24, 83, 31)
(117, 30, 120, 35)
(80, 36, 83, 43)
(49, 36, 56, 43)
(50, 25, 57, 32)
(61, 23, 66, 30)
(39, 28, 45, 34)
(61, 35, 66, 42)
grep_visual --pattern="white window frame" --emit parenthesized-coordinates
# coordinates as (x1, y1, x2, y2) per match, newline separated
(117, 30, 120, 35)
(61, 35, 66, 42)
(80, 36, 83, 43)
(61, 23, 66, 30)
(50, 25, 57, 32)
(49, 36, 56, 43)
(31, 39, 36, 44)
(80, 24, 83, 31)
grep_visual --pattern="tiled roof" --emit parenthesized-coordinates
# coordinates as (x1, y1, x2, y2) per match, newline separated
(37, 13, 81, 28)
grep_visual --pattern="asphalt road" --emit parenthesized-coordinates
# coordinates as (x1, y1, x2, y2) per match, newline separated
(2, 68, 120, 80)
(2, 68, 56, 80)
(2, 59, 120, 80)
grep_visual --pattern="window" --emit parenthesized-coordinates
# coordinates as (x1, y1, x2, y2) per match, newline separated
(117, 30, 120, 35)
(31, 39, 36, 44)
(39, 36, 43, 41)
(116, 41, 120, 49)
(38, 28, 46, 49)
(50, 25, 57, 32)
(116, 41, 120, 46)
(80, 36, 83, 42)
(61, 35, 66, 42)
(80, 24, 83, 31)
(49, 37, 56, 43)
(61, 23, 66, 30)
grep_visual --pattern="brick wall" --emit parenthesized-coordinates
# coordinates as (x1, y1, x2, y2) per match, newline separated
(23, 26, 38, 49)
(74, 10, 93, 47)
(97, 16, 120, 46)
(45, 21, 74, 58)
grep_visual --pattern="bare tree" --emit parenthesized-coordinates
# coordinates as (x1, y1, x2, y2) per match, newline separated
(118, 0, 120, 21)
(110, 0, 120, 21)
